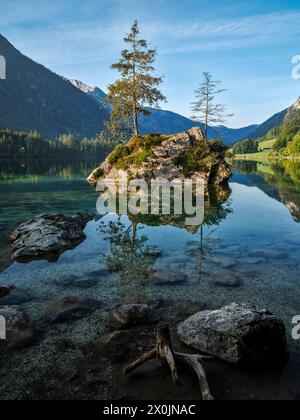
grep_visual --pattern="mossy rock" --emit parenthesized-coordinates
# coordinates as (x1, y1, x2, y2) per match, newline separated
(107, 134, 165, 170)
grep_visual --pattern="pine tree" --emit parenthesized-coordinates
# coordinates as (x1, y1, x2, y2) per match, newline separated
(107, 20, 166, 137)
(191, 72, 233, 139)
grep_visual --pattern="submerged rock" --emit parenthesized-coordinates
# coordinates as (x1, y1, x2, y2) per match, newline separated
(55, 276, 98, 289)
(0, 286, 32, 306)
(208, 256, 237, 269)
(214, 271, 242, 288)
(177, 303, 288, 366)
(88, 268, 111, 278)
(45, 296, 100, 323)
(9, 213, 94, 261)
(239, 257, 265, 265)
(90, 327, 155, 364)
(249, 249, 288, 260)
(106, 304, 154, 330)
(91, 331, 139, 363)
(0, 306, 36, 350)
(149, 268, 187, 286)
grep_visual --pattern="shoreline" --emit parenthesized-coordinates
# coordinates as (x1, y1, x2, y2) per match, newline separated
(232, 154, 300, 162)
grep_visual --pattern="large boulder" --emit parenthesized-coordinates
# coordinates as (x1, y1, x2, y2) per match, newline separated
(9, 213, 94, 261)
(177, 303, 288, 366)
(45, 296, 100, 323)
(0, 306, 36, 350)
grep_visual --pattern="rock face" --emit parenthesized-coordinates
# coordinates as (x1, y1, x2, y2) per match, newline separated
(9, 213, 94, 261)
(0, 306, 35, 350)
(88, 127, 231, 186)
(106, 304, 154, 329)
(177, 303, 288, 366)
(0, 286, 32, 306)
(45, 296, 100, 323)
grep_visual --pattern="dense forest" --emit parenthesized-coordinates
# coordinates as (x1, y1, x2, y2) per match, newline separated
(232, 108, 300, 157)
(0, 130, 114, 159)
(0, 35, 108, 139)
(232, 139, 259, 154)
(273, 111, 300, 156)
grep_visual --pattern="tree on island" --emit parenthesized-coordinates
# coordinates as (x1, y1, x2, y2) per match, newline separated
(191, 72, 233, 140)
(106, 20, 167, 137)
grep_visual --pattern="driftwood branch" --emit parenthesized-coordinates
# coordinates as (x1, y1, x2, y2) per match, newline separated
(123, 323, 214, 401)
(124, 349, 156, 375)
(174, 352, 214, 401)
(156, 323, 179, 383)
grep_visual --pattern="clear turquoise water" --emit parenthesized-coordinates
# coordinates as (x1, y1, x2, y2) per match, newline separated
(1, 158, 300, 354)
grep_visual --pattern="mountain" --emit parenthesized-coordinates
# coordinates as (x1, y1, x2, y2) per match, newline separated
(286, 97, 300, 118)
(246, 98, 300, 140)
(66, 79, 107, 104)
(247, 109, 288, 140)
(233, 97, 300, 155)
(0, 34, 258, 144)
(139, 109, 258, 144)
(213, 124, 259, 143)
(0, 34, 108, 139)
(234, 97, 300, 144)
(68, 78, 257, 145)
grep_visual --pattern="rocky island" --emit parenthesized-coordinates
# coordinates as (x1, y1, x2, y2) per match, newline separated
(88, 127, 232, 186)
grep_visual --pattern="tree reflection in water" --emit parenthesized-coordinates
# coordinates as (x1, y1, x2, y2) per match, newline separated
(98, 184, 233, 289)
(99, 219, 162, 284)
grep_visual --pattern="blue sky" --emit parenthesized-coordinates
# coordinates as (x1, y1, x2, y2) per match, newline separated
(1, 0, 300, 127)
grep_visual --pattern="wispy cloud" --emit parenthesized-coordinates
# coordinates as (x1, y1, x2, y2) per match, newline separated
(145, 10, 300, 54)
(6, 9, 300, 67)
(0, 1, 62, 26)
(146, 10, 300, 39)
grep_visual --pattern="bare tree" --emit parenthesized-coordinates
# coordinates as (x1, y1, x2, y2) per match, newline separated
(191, 72, 233, 139)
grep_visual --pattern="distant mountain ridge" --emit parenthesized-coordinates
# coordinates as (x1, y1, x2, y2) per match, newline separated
(0, 34, 262, 144)
(246, 109, 288, 140)
(66, 79, 107, 104)
(67, 78, 257, 144)
(0, 34, 108, 139)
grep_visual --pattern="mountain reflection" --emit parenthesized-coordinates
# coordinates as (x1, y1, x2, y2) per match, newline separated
(233, 160, 300, 222)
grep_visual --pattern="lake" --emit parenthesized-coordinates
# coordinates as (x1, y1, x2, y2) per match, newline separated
(1, 157, 300, 400)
